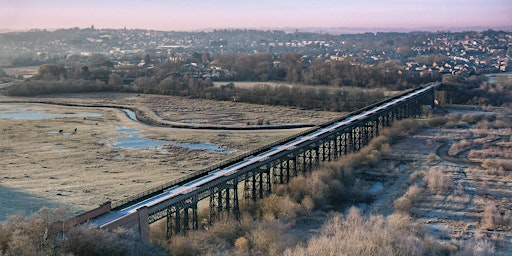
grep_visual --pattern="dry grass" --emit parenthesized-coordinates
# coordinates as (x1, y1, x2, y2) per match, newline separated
(1, 92, 341, 127)
(482, 159, 512, 173)
(0, 97, 323, 218)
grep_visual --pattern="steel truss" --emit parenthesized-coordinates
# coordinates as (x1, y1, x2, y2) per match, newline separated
(145, 87, 436, 238)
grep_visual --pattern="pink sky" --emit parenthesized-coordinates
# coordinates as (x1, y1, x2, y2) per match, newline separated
(1, 0, 511, 31)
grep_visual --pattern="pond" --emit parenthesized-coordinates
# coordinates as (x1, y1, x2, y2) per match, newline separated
(111, 126, 234, 154)
(0, 105, 102, 120)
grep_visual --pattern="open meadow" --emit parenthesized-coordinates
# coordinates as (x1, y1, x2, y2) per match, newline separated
(0, 93, 340, 218)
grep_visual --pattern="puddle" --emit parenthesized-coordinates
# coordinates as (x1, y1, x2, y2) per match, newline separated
(48, 130, 75, 135)
(112, 129, 167, 149)
(370, 182, 384, 193)
(0, 105, 101, 120)
(397, 163, 407, 171)
(110, 126, 233, 154)
(121, 109, 138, 121)
(182, 118, 208, 123)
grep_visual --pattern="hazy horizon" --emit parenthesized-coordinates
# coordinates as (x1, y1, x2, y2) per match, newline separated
(1, 0, 511, 32)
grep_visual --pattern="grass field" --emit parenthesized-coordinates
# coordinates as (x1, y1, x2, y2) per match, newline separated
(0, 93, 340, 218)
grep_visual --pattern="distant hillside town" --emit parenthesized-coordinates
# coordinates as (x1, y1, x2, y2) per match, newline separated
(0, 28, 510, 88)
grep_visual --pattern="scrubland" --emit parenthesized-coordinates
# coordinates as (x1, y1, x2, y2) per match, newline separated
(0, 90, 510, 255)
(160, 109, 512, 256)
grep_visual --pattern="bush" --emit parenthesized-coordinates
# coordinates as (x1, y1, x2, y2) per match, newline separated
(404, 184, 423, 203)
(424, 167, 452, 194)
(480, 202, 512, 231)
(0, 208, 166, 256)
(457, 238, 495, 256)
(394, 197, 413, 214)
(248, 219, 297, 256)
(426, 116, 447, 127)
(394, 185, 423, 214)
(261, 195, 302, 222)
(409, 170, 425, 183)
(482, 159, 512, 172)
(169, 234, 201, 256)
(284, 207, 430, 256)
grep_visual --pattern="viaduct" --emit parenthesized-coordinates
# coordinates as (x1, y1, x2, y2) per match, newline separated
(67, 83, 439, 241)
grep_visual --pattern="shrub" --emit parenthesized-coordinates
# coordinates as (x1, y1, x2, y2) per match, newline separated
(480, 202, 512, 231)
(404, 184, 423, 203)
(234, 236, 250, 255)
(261, 195, 302, 221)
(426, 116, 447, 127)
(394, 197, 413, 213)
(409, 170, 425, 183)
(424, 167, 452, 194)
(461, 113, 485, 124)
(426, 153, 438, 163)
(248, 219, 297, 256)
(482, 159, 512, 172)
(457, 238, 495, 256)
(300, 195, 314, 215)
(0, 208, 166, 256)
(394, 185, 423, 214)
(284, 207, 429, 256)
(169, 234, 201, 256)
(168, 214, 252, 255)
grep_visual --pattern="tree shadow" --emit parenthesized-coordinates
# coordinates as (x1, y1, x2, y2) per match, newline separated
(0, 185, 64, 221)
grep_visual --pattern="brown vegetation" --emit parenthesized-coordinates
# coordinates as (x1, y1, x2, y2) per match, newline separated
(424, 167, 453, 194)
(4, 78, 388, 112)
(284, 208, 450, 256)
(161, 109, 512, 255)
(0, 99, 319, 218)
(2, 108, 510, 255)
(159, 119, 469, 255)
(0, 208, 167, 255)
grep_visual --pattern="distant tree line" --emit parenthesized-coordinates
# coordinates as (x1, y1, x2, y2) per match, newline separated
(209, 52, 437, 88)
(6, 56, 393, 111)
(437, 74, 512, 107)
(5, 80, 121, 96)
(207, 83, 385, 112)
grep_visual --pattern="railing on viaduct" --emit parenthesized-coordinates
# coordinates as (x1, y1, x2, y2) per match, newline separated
(68, 83, 438, 241)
